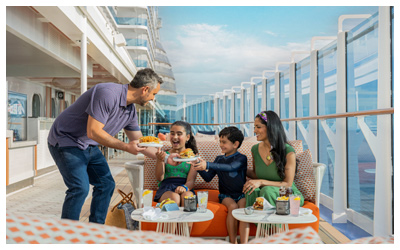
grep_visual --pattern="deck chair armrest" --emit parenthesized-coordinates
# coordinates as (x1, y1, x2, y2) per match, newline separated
(312, 162, 326, 208)
(124, 160, 145, 208)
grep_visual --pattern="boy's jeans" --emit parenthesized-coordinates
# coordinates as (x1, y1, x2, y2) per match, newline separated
(48, 143, 115, 224)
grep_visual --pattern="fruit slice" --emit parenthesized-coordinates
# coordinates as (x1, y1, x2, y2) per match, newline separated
(143, 190, 152, 197)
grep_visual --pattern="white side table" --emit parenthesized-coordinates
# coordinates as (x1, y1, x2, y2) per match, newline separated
(131, 207, 214, 237)
(232, 207, 317, 238)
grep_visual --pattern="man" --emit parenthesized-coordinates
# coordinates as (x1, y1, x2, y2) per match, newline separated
(48, 68, 176, 224)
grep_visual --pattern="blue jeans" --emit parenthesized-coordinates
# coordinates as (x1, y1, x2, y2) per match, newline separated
(48, 143, 115, 224)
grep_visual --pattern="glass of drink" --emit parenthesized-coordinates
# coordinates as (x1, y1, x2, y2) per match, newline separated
(142, 190, 153, 208)
(290, 195, 301, 216)
(197, 191, 208, 213)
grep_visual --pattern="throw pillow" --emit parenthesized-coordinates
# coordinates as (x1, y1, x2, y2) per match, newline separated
(294, 149, 316, 204)
(288, 140, 303, 154)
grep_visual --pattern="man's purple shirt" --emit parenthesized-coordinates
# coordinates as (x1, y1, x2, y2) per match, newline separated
(48, 83, 140, 150)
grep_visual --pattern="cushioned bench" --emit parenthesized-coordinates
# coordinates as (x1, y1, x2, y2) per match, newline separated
(125, 139, 326, 238)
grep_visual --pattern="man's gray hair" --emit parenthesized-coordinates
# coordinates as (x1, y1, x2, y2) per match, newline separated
(129, 68, 163, 90)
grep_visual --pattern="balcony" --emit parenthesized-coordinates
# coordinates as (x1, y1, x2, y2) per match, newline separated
(114, 17, 147, 26)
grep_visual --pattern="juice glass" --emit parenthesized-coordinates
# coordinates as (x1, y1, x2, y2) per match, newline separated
(142, 190, 153, 208)
(290, 195, 301, 216)
(197, 191, 208, 213)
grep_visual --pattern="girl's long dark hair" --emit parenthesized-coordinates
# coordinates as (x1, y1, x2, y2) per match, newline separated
(170, 121, 198, 154)
(256, 110, 289, 180)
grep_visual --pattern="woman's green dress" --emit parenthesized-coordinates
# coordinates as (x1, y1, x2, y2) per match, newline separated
(245, 143, 304, 207)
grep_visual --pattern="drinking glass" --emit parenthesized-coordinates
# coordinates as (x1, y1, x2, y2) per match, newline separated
(290, 195, 300, 216)
(197, 191, 208, 213)
(142, 190, 153, 208)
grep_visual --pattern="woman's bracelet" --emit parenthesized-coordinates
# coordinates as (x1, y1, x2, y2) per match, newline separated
(181, 185, 189, 191)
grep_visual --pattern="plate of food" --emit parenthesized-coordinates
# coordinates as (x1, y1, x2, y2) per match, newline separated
(173, 148, 199, 162)
(138, 136, 163, 148)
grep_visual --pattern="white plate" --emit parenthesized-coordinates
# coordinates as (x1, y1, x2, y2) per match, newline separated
(173, 156, 200, 162)
(138, 142, 163, 148)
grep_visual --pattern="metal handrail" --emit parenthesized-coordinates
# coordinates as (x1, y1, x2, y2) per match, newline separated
(145, 108, 393, 126)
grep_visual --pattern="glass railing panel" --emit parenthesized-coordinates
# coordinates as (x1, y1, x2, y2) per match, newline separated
(204, 101, 209, 124)
(346, 12, 379, 221)
(296, 57, 311, 149)
(114, 17, 148, 26)
(280, 71, 290, 131)
(134, 59, 148, 68)
(319, 118, 336, 198)
(210, 100, 215, 124)
(218, 99, 223, 123)
(126, 38, 148, 48)
(234, 93, 241, 124)
(243, 89, 249, 122)
(197, 103, 202, 123)
(267, 78, 275, 111)
(226, 97, 231, 123)
(317, 41, 338, 199)
(255, 82, 262, 114)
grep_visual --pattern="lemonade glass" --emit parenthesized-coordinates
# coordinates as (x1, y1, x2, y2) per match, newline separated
(289, 195, 301, 216)
(142, 190, 153, 208)
(197, 191, 208, 213)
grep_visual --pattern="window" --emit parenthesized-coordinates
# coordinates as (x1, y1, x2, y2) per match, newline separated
(8, 91, 27, 141)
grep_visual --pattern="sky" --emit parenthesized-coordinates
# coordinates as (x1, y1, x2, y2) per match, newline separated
(157, 6, 379, 98)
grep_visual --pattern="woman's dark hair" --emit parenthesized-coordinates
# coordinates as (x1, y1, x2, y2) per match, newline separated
(256, 110, 291, 180)
(170, 121, 198, 154)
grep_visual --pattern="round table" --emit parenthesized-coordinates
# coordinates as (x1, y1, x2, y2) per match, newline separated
(232, 207, 317, 238)
(131, 207, 214, 237)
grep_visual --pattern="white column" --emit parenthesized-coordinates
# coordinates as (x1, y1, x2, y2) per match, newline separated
(332, 31, 348, 223)
(214, 95, 219, 124)
(222, 95, 227, 124)
(309, 50, 318, 161)
(372, 6, 392, 237)
(261, 78, 267, 111)
(274, 72, 280, 115)
(80, 16, 87, 95)
(183, 94, 187, 121)
(240, 88, 245, 134)
(230, 92, 235, 125)
(288, 63, 296, 140)
(249, 83, 255, 136)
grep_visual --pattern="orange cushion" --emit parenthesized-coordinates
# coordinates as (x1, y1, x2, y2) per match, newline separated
(191, 201, 228, 237)
(288, 201, 319, 232)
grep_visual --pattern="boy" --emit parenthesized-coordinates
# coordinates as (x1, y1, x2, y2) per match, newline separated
(192, 126, 247, 244)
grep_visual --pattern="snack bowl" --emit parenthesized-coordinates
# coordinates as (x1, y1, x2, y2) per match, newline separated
(244, 206, 254, 215)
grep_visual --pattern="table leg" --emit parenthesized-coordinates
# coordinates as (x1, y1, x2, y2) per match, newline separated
(156, 222, 190, 237)
(255, 223, 289, 238)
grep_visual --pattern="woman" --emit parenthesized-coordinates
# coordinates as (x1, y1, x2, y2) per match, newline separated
(240, 110, 304, 243)
(154, 121, 198, 206)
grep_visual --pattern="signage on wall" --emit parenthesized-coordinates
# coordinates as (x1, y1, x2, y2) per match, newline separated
(56, 91, 64, 99)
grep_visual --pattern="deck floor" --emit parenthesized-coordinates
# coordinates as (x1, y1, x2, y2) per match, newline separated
(6, 151, 348, 243)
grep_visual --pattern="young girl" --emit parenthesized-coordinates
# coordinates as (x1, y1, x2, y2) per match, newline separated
(154, 121, 198, 206)
(240, 110, 304, 243)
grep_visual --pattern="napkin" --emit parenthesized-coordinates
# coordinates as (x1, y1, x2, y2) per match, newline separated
(142, 207, 168, 221)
